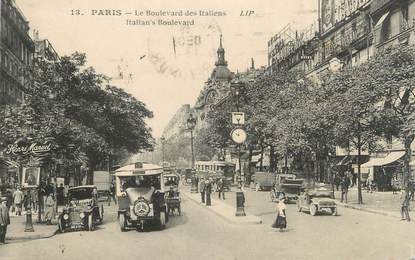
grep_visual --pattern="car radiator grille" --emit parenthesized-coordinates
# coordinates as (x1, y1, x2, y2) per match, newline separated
(70, 212, 82, 224)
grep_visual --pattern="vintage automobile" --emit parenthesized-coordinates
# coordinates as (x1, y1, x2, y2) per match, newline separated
(297, 185, 338, 216)
(57, 185, 104, 232)
(270, 178, 304, 203)
(114, 162, 168, 231)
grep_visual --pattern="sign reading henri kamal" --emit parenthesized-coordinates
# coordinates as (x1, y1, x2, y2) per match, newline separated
(319, 0, 370, 33)
(4, 142, 52, 156)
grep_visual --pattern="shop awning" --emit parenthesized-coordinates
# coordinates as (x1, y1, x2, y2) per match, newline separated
(361, 151, 405, 168)
(375, 12, 390, 27)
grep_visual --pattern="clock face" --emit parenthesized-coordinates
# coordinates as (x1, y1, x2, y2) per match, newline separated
(231, 128, 247, 144)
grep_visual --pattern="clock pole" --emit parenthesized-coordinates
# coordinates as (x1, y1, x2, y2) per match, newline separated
(231, 81, 246, 217)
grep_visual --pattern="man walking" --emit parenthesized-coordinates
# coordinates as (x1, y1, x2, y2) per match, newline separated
(12, 186, 24, 216)
(217, 178, 225, 200)
(401, 191, 411, 222)
(0, 197, 10, 244)
(340, 176, 350, 203)
(205, 179, 212, 206)
(199, 178, 206, 203)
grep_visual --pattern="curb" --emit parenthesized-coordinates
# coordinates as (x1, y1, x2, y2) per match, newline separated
(6, 229, 58, 242)
(335, 202, 402, 219)
(182, 191, 263, 225)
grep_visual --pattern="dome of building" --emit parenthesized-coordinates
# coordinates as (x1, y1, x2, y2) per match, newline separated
(211, 66, 232, 81)
(211, 35, 231, 82)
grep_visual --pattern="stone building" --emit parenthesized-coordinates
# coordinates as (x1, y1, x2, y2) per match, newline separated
(267, 0, 415, 187)
(0, 0, 34, 105)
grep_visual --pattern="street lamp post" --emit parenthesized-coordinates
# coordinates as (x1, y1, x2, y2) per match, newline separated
(187, 114, 198, 193)
(161, 136, 166, 167)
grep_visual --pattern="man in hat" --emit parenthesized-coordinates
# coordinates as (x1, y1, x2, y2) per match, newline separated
(0, 197, 10, 243)
(198, 178, 206, 204)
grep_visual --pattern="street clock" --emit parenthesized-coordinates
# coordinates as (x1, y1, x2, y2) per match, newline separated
(231, 128, 247, 144)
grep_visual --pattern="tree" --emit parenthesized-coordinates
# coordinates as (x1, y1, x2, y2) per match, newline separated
(1, 53, 154, 183)
(360, 45, 415, 196)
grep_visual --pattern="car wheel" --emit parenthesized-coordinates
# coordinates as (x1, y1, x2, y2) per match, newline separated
(100, 205, 104, 224)
(119, 214, 126, 232)
(296, 200, 302, 212)
(88, 214, 94, 231)
(58, 218, 65, 233)
(331, 207, 338, 216)
(310, 205, 317, 216)
(159, 211, 166, 230)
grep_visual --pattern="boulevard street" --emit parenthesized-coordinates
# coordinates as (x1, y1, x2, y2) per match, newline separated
(1, 190, 415, 260)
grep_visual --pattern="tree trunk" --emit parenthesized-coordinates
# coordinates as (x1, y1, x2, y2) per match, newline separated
(403, 135, 413, 193)
(270, 146, 275, 172)
(259, 145, 264, 171)
(357, 128, 363, 204)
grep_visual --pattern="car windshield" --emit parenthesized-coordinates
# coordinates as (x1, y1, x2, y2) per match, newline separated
(119, 175, 161, 192)
(68, 188, 94, 200)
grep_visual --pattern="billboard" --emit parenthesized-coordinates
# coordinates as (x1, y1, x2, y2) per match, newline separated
(320, 0, 370, 34)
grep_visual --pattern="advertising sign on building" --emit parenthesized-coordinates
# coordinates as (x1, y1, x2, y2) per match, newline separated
(320, 0, 370, 34)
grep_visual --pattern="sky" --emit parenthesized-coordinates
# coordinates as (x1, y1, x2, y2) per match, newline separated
(16, 0, 317, 138)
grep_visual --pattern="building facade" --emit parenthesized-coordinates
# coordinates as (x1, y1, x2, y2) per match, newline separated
(267, 0, 415, 188)
(0, 0, 34, 105)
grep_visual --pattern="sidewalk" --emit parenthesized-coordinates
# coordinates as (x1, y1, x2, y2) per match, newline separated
(6, 213, 58, 242)
(182, 188, 262, 225)
(333, 187, 414, 220)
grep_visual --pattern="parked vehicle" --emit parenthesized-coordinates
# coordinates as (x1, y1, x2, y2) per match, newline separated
(57, 185, 104, 232)
(297, 184, 337, 216)
(114, 162, 168, 231)
(254, 172, 276, 191)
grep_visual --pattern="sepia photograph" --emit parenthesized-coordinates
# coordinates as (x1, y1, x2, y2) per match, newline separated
(1, 0, 415, 259)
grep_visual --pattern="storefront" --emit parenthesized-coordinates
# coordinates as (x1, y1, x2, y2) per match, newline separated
(360, 151, 405, 191)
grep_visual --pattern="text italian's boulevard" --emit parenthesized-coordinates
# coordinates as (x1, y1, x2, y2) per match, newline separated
(1, 0, 415, 260)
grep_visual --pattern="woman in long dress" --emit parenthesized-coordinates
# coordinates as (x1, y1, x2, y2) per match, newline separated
(45, 194, 56, 225)
(272, 197, 287, 232)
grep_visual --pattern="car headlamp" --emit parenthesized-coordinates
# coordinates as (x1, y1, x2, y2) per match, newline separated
(133, 199, 150, 217)
(63, 214, 69, 220)
(79, 212, 85, 218)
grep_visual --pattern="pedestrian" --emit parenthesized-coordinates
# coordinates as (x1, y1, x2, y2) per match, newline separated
(401, 191, 411, 222)
(45, 193, 56, 225)
(31, 189, 38, 213)
(198, 178, 206, 204)
(57, 184, 64, 206)
(110, 181, 117, 205)
(409, 181, 415, 201)
(334, 174, 340, 191)
(340, 176, 350, 203)
(0, 197, 10, 244)
(205, 179, 212, 206)
(217, 177, 225, 200)
(272, 195, 287, 232)
(12, 186, 24, 216)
